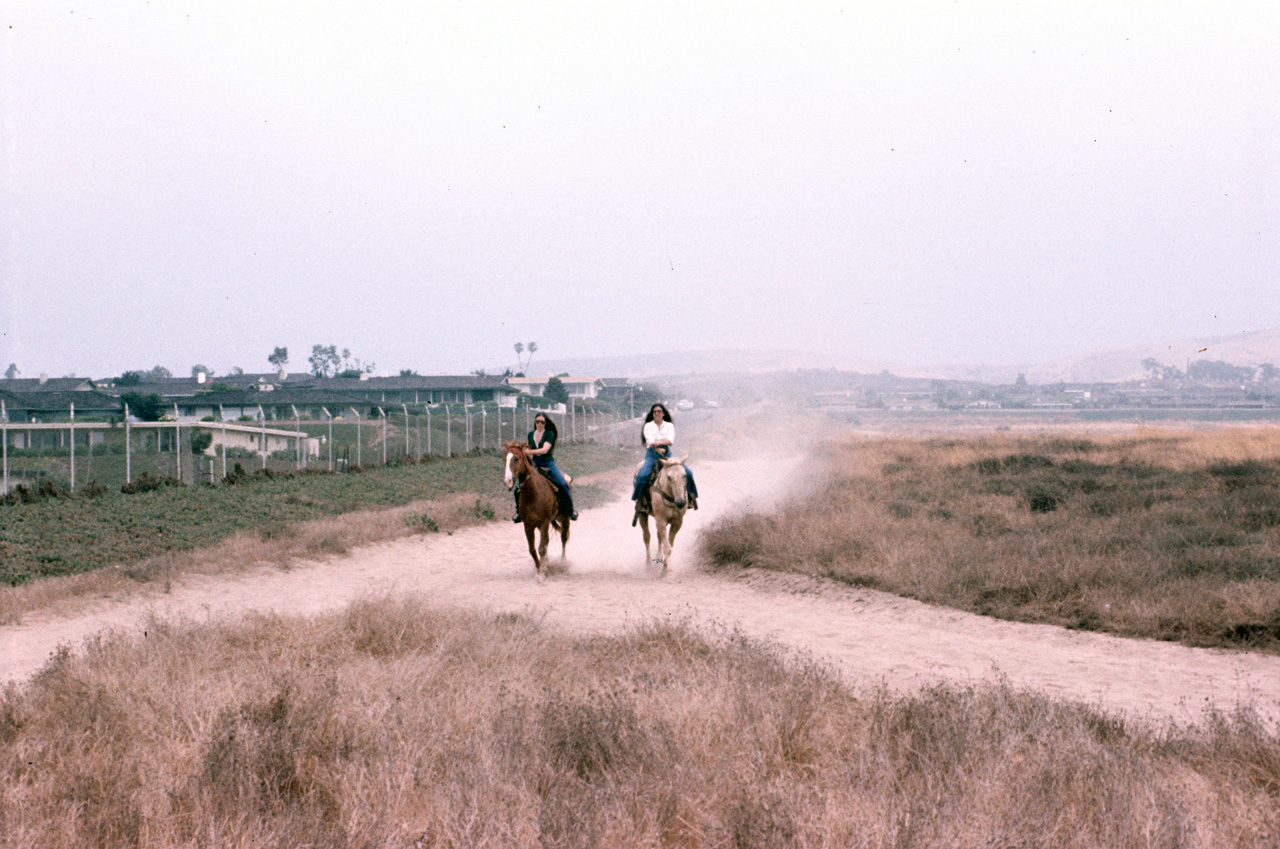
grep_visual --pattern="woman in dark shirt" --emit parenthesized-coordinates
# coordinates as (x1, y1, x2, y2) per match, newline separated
(514, 412, 578, 522)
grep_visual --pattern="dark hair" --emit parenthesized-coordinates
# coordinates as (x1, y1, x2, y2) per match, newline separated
(533, 412, 558, 438)
(641, 403, 673, 446)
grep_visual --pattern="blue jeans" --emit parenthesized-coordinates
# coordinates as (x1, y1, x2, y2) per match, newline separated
(632, 447, 697, 500)
(515, 457, 575, 515)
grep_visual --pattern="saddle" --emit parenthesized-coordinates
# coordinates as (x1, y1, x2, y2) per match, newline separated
(516, 466, 572, 515)
(515, 467, 569, 496)
(632, 461, 697, 526)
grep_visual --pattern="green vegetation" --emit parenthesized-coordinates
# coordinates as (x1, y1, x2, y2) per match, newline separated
(0, 443, 631, 586)
(701, 429, 1280, 650)
(3, 598, 1276, 847)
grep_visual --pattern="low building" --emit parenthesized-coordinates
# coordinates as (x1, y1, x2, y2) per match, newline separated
(324, 375, 520, 406)
(508, 375, 605, 400)
(0, 389, 122, 422)
(0, 376, 99, 393)
(169, 389, 370, 422)
(191, 421, 320, 459)
(598, 378, 635, 399)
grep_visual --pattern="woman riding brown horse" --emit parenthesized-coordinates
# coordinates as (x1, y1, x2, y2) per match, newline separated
(504, 440, 571, 581)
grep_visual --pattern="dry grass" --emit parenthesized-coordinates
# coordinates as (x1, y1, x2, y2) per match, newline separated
(701, 427, 1280, 650)
(2, 595, 1278, 848)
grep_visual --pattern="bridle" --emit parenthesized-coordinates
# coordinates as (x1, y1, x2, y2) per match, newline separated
(654, 463, 686, 507)
(507, 445, 536, 488)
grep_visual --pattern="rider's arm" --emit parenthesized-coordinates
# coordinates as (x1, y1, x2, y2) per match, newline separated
(527, 432, 554, 456)
(645, 421, 672, 448)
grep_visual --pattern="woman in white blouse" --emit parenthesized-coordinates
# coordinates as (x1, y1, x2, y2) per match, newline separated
(631, 403, 698, 509)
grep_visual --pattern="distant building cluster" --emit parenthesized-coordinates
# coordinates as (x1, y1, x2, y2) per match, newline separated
(0, 371, 639, 425)
(803, 362, 1280, 413)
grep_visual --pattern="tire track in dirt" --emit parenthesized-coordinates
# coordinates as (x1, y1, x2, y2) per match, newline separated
(4, 454, 1278, 729)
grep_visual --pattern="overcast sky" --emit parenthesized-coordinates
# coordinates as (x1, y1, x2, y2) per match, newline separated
(3, 1, 1277, 379)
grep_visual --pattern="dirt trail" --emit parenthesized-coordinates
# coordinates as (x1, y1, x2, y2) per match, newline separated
(4, 454, 1278, 729)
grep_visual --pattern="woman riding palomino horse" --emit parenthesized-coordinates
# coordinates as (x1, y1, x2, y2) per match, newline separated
(639, 452, 690, 577)
(513, 412, 578, 522)
(631, 403, 697, 518)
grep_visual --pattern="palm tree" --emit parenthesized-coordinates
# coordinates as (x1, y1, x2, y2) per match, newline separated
(514, 342, 524, 373)
(526, 341, 538, 372)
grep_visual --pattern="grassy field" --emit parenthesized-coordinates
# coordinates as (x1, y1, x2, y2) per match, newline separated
(2, 595, 1276, 848)
(701, 427, 1280, 650)
(0, 440, 632, 589)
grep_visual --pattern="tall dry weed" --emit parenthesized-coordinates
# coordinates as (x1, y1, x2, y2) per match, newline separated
(2, 597, 1278, 847)
(702, 429, 1280, 649)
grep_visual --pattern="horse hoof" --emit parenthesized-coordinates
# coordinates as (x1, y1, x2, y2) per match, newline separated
(535, 571, 546, 584)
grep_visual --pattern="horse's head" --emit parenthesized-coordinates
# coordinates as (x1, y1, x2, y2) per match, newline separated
(504, 441, 529, 489)
(656, 455, 689, 510)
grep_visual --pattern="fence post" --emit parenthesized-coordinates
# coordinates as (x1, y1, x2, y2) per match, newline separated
(174, 404, 182, 484)
(324, 407, 333, 471)
(292, 405, 302, 470)
(402, 404, 409, 459)
(351, 408, 363, 468)
(69, 402, 76, 492)
(219, 405, 227, 480)
(2, 400, 7, 495)
(125, 403, 132, 484)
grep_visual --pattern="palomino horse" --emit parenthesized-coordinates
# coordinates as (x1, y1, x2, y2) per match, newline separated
(638, 455, 689, 577)
(504, 441, 570, 581)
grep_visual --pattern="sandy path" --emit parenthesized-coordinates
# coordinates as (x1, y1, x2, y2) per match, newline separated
(4, 455, 1279, 730)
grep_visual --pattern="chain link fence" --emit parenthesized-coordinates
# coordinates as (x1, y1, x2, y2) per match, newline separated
(2, 400, 644, 494)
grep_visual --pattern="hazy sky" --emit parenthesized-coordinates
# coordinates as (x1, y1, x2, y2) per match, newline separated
(3, 1, 1277, 379)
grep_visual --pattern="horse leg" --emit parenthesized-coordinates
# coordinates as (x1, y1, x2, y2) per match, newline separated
(537, 521, 550, 564)
(654, 517, 670, 573)
(558, 515, 570, 560)
(640, 514, 652, 564)
(663, 515, 684, 576)
(524, 521, 543, 581)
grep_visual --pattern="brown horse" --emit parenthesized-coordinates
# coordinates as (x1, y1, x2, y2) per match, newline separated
(504, 441, 570, 581)
(638, 455, 689, 577)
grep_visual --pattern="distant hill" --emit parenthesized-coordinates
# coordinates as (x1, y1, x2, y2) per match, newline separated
(927, 328, 1280, 385)
(532, 329, 1280, 386)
